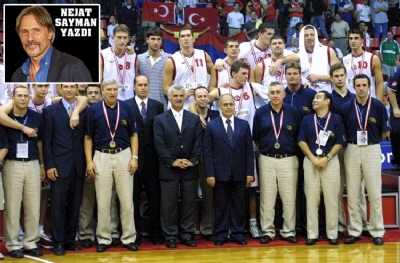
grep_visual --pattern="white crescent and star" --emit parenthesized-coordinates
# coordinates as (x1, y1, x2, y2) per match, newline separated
(188, 13, 206, 25)
(158, 5, 169, 17)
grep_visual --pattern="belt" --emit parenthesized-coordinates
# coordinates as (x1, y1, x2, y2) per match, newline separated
(348, 141, 379, 145)
(9, 158, 33, 162)
(263, 153, 296, 159)
(100, 148, 124, 154)
(333, 37, 346, 39)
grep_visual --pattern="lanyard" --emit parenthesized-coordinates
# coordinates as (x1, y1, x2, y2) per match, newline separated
(270, 108, 284, 143)
(111, 47, 127, 85)
(354, 97, 372, 132)
(314, 112, 331, 148)
(15, 115, 28, 142)
(229, 85, 245, 117)
(180, 51, 196, 82)
(102, 101, 120, 142)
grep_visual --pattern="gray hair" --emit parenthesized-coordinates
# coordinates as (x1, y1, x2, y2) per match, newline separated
(101, 79, 118, 91)
(167, 84, 186, 99)
(218, 94, 235, 105)
(268, 81, 285, 93)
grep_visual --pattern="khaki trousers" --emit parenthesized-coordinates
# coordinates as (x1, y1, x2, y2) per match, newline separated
(344, 144, 385, 238)
(78, 178, 120, 240)
(304, 156, 340, 239)
(3, 160, 40, 251)
(94, 148, 136, 245)
(259, 155, 298, 239)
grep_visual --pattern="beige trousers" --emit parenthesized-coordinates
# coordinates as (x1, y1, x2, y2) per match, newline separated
(3, 160, 40, 251)
(259, 155, 298, 239)
(94, 148, 136, 245)
(304, 156, 340, 239)
(344, 144, 385, 238)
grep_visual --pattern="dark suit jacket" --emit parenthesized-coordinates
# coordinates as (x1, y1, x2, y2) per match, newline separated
(43, 101, 87, 179)
(11, 47, 92, 82)
(204, 116, 254, 181)
(154, 109, 203, 180)
(126, 97, 164, 174)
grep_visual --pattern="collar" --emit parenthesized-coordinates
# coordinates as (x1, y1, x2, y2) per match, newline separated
(285, 85, 304, 94)
(135, 96, 148, 107)
(61, 98, 77, 109)
(171, 108, 183, 117)
(221, 115, 234, 125)
(11, 109, 31, 118)
(22, 46, 53, 76)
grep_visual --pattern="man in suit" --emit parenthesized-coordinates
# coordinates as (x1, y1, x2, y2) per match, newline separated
(126, 75, 164, 246)
(204, 94, 254, 246)
(43, 83, 87, 256)
(11, 6, 92, 82)
(154, 84, 203, 249)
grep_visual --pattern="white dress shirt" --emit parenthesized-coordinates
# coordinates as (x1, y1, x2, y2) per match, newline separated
(135, 96, 149, 111)
(171, 108, 184, 131)
(221, 115, 235, 132)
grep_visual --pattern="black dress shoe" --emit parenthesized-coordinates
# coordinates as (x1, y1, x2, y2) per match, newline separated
(362, 231, 372, 237)
(111, 238, 122, 246)
(166, 239, 177, 248)
(27, 248, 43, 257)
(373, 237, 384, 245)
(124, 242, 139, 251)
(81, 239, 93, 248)
(202, 234, 214, 241)
(260, 235, 272, 244)
(96, 244, 109, 252)
(344, 235, 360, 244)
(328, 239, 339, 245)
(64, 242, 81, 251)
(214, 240, 225, 246)
(338, 231, 345, 239)
(149, 236, 164, 245)
(306, 239, 318, 245)
(181, 238, 197, 247)
(53, 245, 65, 256)
(236, 239, 247, 245)
(9, 250, 24, 258)
(283, 236, 298, 243)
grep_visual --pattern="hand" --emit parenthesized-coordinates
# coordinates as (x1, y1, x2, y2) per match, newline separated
(22, 126, 37, 137)
(394, 108, 400, 118)
(186, 88, 195, 97)
(207, 177, 216, 187)
(86, 162, 97, 179)
(70, 111, 79, 129)
(311, 156, 321, 169)
(200, 116, 207, 129)
(269, 59, 283, 75)
(317, 157, 329, 170)
(214, 59, 224, 71)
(206, 26, 211, 31)
(182, 159, 194, 168)
(172, 159, 186, 169)
(128, 158, 138, 175)
(246, 176, 254, 184)
(306, 74, 320, 83)
(47, 168, 58, 181)
(125, 46, 135, 55)
(221, 82, 230, 88)
(160, 24, 164, 29)
(40, 167, 46, 181)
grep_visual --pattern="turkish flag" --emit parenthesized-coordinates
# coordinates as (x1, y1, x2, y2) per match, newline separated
(142, 2, 175, 23)
(184, 8, 219, 30)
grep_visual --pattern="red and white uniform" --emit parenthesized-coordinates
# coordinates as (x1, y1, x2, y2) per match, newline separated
(343, 51, 376, 97)
(101, 47, 137, 100)
(261, 57, 287, 87)
(28, 95, 52, 114)
(170, 49, 209, 109)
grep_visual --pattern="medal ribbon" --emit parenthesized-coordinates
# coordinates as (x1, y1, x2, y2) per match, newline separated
(250, 41, 268, 66)
(351, 51, 365, 77)
(314, 112, 332, 149)
(224, 58, 232, 83)
(111, 47, 127, 85)
(31, 96, 47, 113)
(229, 85, 245, 117)
(354, 97, 372, 132)
(270, 107, 284, 143)
(271, 57, 284, 83)
(102, 101, 120, 142)
(180, 51, 196, 82)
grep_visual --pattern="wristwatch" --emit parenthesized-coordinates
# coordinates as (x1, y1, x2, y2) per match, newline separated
(327, 155, 333, 161)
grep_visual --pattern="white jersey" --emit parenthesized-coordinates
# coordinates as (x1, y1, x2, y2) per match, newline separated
(28, 84, 58, 97)
(301, 49, 332, 93)
(28, 95, 52, 114)
(0, 83, 15, 106)
(343, 51, 376, 97)
(170, 49, 209, 109)
(101, 47, 136, 100)
(261, 57, 287, 87)
(239, 40, 293, 68)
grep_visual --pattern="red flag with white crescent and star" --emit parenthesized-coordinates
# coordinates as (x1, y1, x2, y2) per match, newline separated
(142, 2, 175, 23)
(184, 8, 219, 30)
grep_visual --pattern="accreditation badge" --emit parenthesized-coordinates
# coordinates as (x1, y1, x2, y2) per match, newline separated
(357, 131, 368, 146)
(16, 142, 29, 158)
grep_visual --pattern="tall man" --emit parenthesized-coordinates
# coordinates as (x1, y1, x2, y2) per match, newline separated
(43, 84, 87, 255)
(101, 24, 137, 100)
(298, 91, 346, 245)
(126, 75, 164, 246)
(342, 74, 389, 246)
(253, 82, 301, 244)
(298, 25, 339, 93)
(136, 27, 171, 111)
(85, 79, 139, 252)
(204, 94, 254, 246)
(163, 26, 213, 110)
(154, 85, 203, 248)
(343, 28, 384, 101)
(3, 85, 44, 258)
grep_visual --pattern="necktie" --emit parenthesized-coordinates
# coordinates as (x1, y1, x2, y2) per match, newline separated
(226, 119, 233, 146)
(68, 106, 73, 117)
(140, 101, 147, 119)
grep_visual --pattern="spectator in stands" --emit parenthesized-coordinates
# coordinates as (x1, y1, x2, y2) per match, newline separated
(328, 39, 344, 58)
(243, 11, 260, 41)
(227, 2, 244, 36)
(246, 0, 266, 19)
(136, 0, 157, 39)
(286, 0, 304, 45)
(287, 37, 299, 53)
(292, 22, 304, 48)
(107, 15, 119, 47)
(245, 5, 255, 23)
(310, 0, 330, 40)
(379, 31, 400, 78)
(373, 0, 389, 38)
(129, 34, 144, 54)
(217, 0, 243, 36)
(339, 0, 355, 28)
(329, 0, 338, 14)
(359, 21, 371, 47)
(120, 0, 138, 37)
(356, 0, 372, 31)
(264, 0, 280, 31)
(331, 13, 350, 56)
